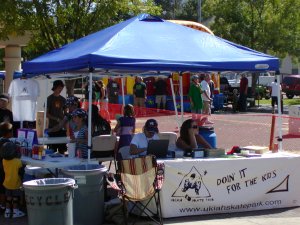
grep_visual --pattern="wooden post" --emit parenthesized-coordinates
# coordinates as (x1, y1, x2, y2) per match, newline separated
(269, 114, 276, 150)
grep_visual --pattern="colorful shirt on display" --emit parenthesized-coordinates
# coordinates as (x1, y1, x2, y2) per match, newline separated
(8, 78, 40, 121)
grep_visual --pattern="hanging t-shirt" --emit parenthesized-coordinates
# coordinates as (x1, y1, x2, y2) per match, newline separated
(8, 78, 40, 121)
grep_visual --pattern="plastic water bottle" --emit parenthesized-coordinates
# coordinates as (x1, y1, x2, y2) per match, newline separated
(44, 129, 49, 137)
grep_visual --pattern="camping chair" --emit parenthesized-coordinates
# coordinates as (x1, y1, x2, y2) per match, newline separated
(107, 155, 164, 225)
(91, 135, 117, 171)
(158, 132, 177, 150)
(118, 146, 131, 160)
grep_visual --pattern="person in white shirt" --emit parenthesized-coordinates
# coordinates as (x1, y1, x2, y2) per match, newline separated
(270, 79, 283, 114)
(130, 119, 159, 156)
(201, 74, 214, 124)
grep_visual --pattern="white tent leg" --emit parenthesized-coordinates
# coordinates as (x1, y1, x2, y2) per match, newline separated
(88, 72, 93, 162)
(179, 74, 184, 126)
(276, 74, 283, 151)
(170, 78, 180, 130)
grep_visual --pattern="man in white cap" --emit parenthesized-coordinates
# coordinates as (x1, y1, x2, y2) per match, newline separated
(201, 74, 214, 124)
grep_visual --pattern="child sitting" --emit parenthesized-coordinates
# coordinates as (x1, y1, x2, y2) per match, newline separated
(1, 141, 26, 218)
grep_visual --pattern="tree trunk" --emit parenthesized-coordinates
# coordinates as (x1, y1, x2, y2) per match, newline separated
(250, 73, 259, 107)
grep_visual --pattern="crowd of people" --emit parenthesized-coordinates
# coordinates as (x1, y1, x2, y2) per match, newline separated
(0, 76, 218, 219)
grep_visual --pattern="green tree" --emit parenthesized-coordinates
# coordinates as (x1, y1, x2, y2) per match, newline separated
(0, 0, 161, 60)
(203, 0, 300, 59)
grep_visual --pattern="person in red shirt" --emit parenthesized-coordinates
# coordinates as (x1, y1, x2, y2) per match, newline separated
(238, 74, 248, 112)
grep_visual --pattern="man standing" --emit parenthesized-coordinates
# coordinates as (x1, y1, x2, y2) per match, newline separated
(106, 78, 120, 104)
(47, 80, 67, 154)
(133, 76, 147, 114)
(239, 74, 248, 112)
(188, 75, 203, 119)
(154, 76, 167, 111)
(270, 79, 283, 114)
(201, 74, 214, 124)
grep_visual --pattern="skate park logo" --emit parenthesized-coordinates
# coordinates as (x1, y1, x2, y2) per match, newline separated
(172, 166, 212, 201)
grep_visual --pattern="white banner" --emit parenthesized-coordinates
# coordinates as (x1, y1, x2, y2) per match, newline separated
(160, 153, 300, 218)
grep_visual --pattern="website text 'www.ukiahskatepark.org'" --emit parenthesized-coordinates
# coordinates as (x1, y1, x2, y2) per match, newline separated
(179, 200, 282, 213)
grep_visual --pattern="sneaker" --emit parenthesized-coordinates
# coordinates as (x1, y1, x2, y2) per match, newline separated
(4, 209, 11, 218)
(12, 210, 26, 218)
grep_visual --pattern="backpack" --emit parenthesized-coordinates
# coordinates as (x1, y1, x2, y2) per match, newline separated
(93, 118, 111, 136)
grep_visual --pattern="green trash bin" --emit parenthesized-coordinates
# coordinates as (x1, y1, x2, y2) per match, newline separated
(23, 178, 77, 225)
(62, 164, 108, 225)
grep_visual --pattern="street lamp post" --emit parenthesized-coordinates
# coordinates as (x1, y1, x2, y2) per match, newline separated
(198, 0, 202, 23)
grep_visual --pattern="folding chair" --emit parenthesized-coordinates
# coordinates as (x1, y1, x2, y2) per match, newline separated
(107, 155, 164, 225)
(91, 135, 117, 171)
(118, 146, 131, 160)
(158, 132, 178, 150)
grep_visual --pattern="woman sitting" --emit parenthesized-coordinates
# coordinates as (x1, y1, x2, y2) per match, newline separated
(176, 119, 212, 155)
(91, 104, 111, 136)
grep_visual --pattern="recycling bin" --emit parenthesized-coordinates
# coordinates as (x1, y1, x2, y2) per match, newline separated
(23, 178, 77, 225)
(62, 164, 107, 225)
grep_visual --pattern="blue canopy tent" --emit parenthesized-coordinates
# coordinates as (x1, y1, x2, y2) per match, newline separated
(23, 14, 279, 75)
(22, 14, 280, 159)
(0, 72, 4, 79)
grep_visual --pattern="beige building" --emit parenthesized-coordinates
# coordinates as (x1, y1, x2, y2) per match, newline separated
(0, 32, 31, 93)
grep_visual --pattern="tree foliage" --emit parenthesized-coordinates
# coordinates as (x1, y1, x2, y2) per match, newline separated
(155, 0, 300, 60)
(0, 0, 161, 60)
(203, 0, 300, 59)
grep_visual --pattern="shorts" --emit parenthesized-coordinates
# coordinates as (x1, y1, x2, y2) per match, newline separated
(202, 101, 211, 115)
(271, 97, 278, 107)
(155, 95, 166, 106)
(134, 97, 145, 107)
(5, 189, 23, 197)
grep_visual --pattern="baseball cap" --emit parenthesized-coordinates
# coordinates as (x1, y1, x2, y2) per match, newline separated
(0, 93, 9, 102)
(191, 75, 199, 81)
(65, 96, 79, 107)
(72, 108, 87, 119)
(144, 119, 158, 133)
(51, 80, 64, 91)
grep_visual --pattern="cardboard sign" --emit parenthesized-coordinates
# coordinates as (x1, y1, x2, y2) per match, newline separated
(17, 129, 38, 147)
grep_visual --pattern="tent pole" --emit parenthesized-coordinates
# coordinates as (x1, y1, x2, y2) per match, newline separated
(276, 73, 283, 151)
(121, 77, 125, 108)
(179, 73, 184, 126)
(170, 77, 180, 130)
(42, 78, 48, 146)
(87, 72, 93, 162)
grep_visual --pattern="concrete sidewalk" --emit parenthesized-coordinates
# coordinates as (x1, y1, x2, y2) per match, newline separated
(1, 206, 299, 225)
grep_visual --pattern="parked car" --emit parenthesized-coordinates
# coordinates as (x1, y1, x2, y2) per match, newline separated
(282, 75, 300, 99)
